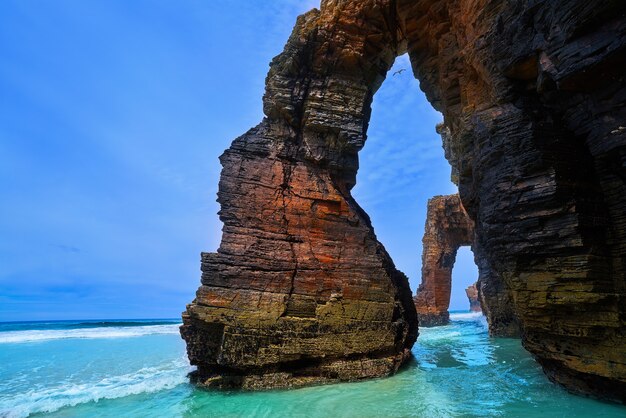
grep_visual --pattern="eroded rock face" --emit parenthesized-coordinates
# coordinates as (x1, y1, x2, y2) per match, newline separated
(465, 283, 481, 312)
(183, 0, 626, 401)
(397, 0, 626, 402)
(181, 1, 418, 390)
(414, 194, 474, 326)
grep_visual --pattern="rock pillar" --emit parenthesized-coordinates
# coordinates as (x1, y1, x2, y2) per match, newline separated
(414, 194, 474, 326)
(465, 283, 481, 312)
(181, 0, 417, 390)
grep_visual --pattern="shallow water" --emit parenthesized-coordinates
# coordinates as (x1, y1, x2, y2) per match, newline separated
(1, 313, 624, 417)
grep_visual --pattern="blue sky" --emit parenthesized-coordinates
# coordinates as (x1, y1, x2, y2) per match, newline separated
(0, 0, 476, 321)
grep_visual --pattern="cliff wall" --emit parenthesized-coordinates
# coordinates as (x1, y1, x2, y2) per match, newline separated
(398, 0, 626, 401)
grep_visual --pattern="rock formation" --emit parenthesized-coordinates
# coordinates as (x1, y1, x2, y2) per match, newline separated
(183, 0, 626, 402)
(414, 194, 474, 326)
(465, 283, 481, 312)
(397, 0, 626, 402)
(181, 1, 418, 390)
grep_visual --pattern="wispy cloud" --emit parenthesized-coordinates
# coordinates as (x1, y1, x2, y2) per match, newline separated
(50, 244, 81, 254)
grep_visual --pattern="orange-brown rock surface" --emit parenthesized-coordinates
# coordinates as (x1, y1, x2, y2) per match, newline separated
(182, 0, 626, 401)
(414, 194, 474, 326)
(465, 283, 481, 312)
(181, 1, 418, 390)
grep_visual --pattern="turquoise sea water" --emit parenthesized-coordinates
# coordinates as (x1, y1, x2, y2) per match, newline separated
(1, 313, 624, 417)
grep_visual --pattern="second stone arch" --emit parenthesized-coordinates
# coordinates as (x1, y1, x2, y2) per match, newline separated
(414, 194, 475, 326)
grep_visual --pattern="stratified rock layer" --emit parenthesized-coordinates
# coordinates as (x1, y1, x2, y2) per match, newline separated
(397, 0, 626, 402)
(465, 283, 481, 312)
(183, 0, 626, 401)
(181, 1, 417, 390)
(414, 194, 474, 326)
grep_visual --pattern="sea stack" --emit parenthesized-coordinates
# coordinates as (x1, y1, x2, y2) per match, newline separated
(181, 0, 418, 390)
(465, 283, 481, 313)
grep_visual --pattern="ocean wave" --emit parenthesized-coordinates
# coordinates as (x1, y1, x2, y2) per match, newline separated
(0, 358, 191, 418)
(74, 320, 181, 328)
(0, 324, 181, 344)
(0, 319, 181, 332)
(449, 312, 485, 321)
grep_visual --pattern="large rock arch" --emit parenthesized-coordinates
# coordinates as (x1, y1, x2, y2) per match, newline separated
(182, 0, 626, 401)
(181, 1, 418, 390)
(414, 194, 475, 326)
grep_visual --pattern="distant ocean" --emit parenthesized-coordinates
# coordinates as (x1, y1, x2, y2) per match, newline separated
(1, 313, 624, 417)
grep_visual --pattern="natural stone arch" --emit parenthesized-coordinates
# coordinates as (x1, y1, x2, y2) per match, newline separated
(182, 0, 626, 401)
(414, 194, 475, 326)
(182, 1, 418, 390)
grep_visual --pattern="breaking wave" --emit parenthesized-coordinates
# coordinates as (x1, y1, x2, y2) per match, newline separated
(0, 324, 181, 344)
(0, 357, 191, 418)
(0, 319, 181, 332)
(449, 311, 485, 321)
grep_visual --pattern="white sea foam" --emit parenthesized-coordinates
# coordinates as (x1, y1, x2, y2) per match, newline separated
(449, 312, 485, 321)
(449, 311, 489, 331)
(0, 357, 192, 418)
(0, 324, 181, 344)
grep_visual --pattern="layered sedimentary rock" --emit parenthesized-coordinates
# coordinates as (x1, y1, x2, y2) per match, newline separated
(465, 283, 481, 312)
(397, 0, 626, 402)
(414, 194, 474, 326)
(181, 1, 417, 390)
(183, 0, 626, 401)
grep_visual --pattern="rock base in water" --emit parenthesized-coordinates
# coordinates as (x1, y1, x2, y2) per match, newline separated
(187, 349, 412, 390)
